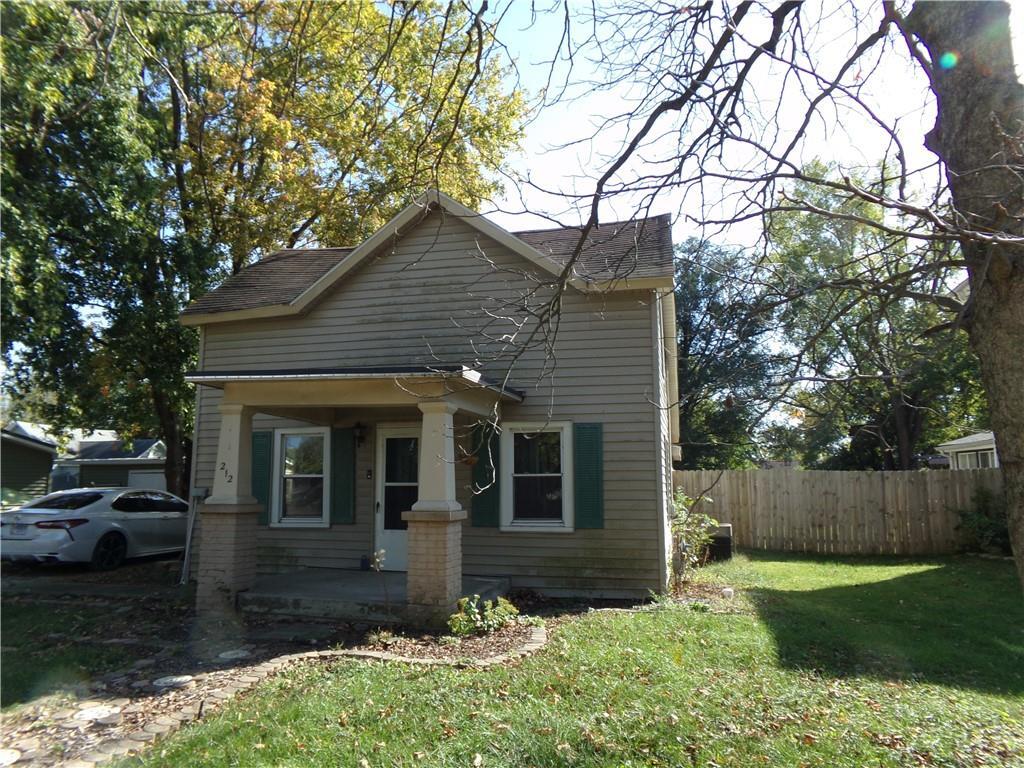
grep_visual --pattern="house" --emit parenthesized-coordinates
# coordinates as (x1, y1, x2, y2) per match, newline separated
(51, 436, 168, 491)
(936, 431, 1000, 470)
(1, 422, 58, 507)
(180, 190, 679, 621)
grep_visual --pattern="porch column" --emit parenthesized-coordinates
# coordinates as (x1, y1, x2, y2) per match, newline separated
(403, 401, 466, 622)
(197, 402, 261, 613)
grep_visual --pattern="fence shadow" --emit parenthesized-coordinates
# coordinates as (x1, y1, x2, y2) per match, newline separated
(746, 557, 1024, 697)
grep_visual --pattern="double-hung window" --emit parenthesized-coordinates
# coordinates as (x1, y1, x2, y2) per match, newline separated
(271, 427, 330, 527)
(500, 422, 573, 532)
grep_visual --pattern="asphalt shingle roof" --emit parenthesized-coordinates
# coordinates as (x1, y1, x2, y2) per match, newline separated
(182, 214, 673, 318)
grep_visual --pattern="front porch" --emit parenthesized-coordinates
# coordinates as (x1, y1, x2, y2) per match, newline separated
(187, 366, 520, 625)
(239, 569, 509, 624)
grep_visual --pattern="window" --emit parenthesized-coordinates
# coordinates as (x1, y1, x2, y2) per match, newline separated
(956, 450, 996, 470)
(24, 491, 103, 510)
(500, 422, 573, 532)
(111, 492, 149, 512)
(271, 427, 330, 527)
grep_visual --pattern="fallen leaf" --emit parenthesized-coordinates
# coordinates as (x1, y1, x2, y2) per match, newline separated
(473, 753, 483, 766)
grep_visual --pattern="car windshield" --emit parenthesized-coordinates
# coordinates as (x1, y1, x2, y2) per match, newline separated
(22, 492, 104, 510)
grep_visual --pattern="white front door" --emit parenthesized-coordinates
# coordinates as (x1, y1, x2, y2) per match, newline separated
(374, 425, 420, 571)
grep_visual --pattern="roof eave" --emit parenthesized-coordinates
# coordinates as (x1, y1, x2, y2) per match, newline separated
(180, 302, 300, 327)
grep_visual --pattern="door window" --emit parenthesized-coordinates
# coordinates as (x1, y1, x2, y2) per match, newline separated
(383, 436, 418, 531)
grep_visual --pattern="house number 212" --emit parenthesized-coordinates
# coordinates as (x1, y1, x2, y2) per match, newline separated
(219, 462, 234, 484)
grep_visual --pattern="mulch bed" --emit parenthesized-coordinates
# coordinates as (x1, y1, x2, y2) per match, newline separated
(361, 621, 535, 661)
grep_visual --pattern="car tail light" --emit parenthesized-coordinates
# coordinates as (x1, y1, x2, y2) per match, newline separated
(35, 519, 90, 529)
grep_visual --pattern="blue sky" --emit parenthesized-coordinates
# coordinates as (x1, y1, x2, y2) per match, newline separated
(483, 2, 1024, 245)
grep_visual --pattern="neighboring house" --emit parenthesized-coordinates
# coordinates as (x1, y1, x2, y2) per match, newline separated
(52, 437, 168, 490)
(936, 431, 1000, 470)
(181, 190, 680, 618)
(1, 422, 58, 507)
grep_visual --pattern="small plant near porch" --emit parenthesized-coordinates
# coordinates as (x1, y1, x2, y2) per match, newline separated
(447, 594, 519, 636)
(669, 490, 719, 591)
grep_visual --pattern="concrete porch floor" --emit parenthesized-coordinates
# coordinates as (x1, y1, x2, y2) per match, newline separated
(239, 569, 509, 624)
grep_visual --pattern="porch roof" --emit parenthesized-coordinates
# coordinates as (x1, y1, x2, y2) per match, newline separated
(185, 364, 524, 402)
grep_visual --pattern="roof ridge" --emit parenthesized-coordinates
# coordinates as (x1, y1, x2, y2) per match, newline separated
(511, 212, 670, 236)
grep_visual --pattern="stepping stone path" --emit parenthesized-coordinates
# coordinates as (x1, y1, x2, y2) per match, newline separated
(73, 706, 121, 723)
(0, 625, 547, 768)
(152, 675, 194, 689)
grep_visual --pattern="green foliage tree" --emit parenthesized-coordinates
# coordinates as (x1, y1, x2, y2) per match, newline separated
(767, 165, 988, 470)
(674, 238, 777, 469)
(2, 1, 523, 495)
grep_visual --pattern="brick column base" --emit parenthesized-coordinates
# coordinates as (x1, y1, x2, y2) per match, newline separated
(195, 502, 261, 615)
(402, 507, 467, 625)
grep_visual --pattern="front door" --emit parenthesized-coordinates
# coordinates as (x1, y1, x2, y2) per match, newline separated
(374, 425, 419, 571)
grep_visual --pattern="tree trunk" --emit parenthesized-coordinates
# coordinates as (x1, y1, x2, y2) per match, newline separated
(152, 386, 191, 499)
(909, 1, 1024, 590)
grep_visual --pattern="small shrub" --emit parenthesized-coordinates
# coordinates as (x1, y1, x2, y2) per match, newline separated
(957, 487, 1011, 555)
(447, 595, 519, 636)
(366, 629, 396, 647)
(669, 490, 719, 591)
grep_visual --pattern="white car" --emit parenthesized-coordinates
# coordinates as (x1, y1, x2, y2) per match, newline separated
(0, 488, 189, 570)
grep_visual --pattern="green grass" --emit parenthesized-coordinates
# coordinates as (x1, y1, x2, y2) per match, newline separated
(131, 554, 1022, 767)
(1, 602, 136, 709)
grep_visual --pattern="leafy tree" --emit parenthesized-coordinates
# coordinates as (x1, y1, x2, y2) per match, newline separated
(674, 238, 777, 469)
(2, 1, 523, 495)
(767, 167, 988, 470)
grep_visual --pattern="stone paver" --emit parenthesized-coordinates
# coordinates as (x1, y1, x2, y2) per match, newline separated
(4, 624, 546, 768)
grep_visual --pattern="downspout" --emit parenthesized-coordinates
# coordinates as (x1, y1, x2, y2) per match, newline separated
(661, 289, 680, 458)
(179, 325, 206, 585)
(651, 291, 672, 592)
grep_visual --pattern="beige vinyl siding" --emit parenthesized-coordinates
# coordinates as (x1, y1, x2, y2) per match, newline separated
(193, 211, 666, 595)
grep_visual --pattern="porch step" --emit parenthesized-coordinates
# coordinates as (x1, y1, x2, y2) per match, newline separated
(238, 569, 510, 625)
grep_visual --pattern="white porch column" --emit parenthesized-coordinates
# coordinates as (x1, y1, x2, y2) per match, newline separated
(206, 402, 256, 505)
(412, 401, 461, 513)
(404, 401, 466, 623)
(197, 402, 260, 614)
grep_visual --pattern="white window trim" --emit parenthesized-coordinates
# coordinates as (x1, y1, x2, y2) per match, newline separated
(270, 426, 331, 528)
(499, 421, 574, 533)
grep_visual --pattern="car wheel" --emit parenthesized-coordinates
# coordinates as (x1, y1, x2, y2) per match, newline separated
(91, 532, 127, 571)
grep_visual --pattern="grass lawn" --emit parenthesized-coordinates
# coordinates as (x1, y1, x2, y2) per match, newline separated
(1, 602, 137, 709)
(129, 554, 1022, 767)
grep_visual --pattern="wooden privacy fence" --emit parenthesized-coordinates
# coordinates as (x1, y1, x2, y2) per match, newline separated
(673, 468, 1003, 555)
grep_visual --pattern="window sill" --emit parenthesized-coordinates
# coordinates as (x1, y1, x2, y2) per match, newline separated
(269, 519, 331, 529)
(500, 521, 575, 534)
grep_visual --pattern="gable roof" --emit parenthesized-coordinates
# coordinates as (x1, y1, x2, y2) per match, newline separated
(935, 431, 996, 452)
(181, 190, 674, 326)
(1, 428, 58, 455)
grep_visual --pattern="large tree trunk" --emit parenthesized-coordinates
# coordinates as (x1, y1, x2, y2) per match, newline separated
(909, 1, 1024, 589)
(152, 387, 191, 500)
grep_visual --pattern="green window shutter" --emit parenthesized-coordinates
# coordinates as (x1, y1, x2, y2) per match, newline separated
(471, 424, 500, 527)
(251, 431, 273, 525)
(574, 422, 604, 529)
(330, 427, 356, 525)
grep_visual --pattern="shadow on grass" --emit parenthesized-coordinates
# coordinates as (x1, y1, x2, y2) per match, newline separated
(746, 554, 1024, 696)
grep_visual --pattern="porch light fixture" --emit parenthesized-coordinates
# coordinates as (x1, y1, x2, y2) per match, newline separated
(353, 422, 366, 447)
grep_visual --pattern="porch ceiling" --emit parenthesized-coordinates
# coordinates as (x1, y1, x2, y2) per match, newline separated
(184, 365, 523, 414)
